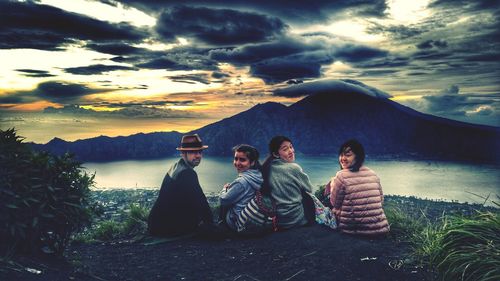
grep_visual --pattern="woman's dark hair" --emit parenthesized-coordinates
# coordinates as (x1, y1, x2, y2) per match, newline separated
(338, 139, 365, 172)
(233, 144, 261, 170)
(261, 136, 292, 194)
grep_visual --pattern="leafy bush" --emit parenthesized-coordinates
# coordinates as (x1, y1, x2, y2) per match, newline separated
(89, 221, 123, 241)
(122, 203, 149, 237)
(74, 203, 149, 242)
(0, 128, 96, 255)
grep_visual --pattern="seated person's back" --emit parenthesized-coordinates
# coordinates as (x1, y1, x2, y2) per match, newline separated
(148, 134, 213, 237)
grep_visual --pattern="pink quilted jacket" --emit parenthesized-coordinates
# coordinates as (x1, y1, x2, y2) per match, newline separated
(326, 166, 389, 236)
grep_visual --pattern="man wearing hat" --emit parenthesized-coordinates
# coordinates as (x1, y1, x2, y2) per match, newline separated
(148, 134, 214, 237)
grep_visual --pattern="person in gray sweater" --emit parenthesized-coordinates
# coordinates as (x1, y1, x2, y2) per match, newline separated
(261, 136, 314, 229)
(219, 144, 263, 231)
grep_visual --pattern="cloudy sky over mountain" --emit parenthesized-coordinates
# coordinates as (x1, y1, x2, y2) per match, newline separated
(1, 0, 499, 142)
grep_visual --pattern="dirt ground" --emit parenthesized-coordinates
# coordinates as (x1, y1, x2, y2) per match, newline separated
(1, 224, 429, 281)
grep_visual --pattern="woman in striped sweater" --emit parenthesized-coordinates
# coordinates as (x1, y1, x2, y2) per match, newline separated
(219, 144, 263, 231)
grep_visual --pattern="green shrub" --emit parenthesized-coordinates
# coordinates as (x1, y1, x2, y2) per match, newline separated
(122, 204, 149, 236)
(0, 128, 96, 255)
(91, 221, 123, 241)
(74, 203, 149, 242)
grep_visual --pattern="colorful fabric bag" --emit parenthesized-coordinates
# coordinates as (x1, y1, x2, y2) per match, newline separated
(306, 192, 337, 229)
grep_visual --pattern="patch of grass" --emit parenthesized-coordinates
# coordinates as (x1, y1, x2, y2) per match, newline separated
(360, 191, 500, 281)
(433, 212, 500, 281)
(384, 202, 426, 242)
(393, 210, 500, 281)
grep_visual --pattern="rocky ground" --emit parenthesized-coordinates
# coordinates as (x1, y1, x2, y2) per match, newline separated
(1, 190, 496, 281)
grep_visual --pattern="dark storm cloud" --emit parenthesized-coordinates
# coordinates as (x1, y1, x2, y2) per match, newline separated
(0, 81, 111, 105)
(155, 5, 287, 45)
(273, 79, 391, 99)
(43, 103, 201, 118)
(211, 72, 230, 79)
(85, 43, 145, 56)
(208, 38, 320, 65)
(422, 85, 490, 116)
(423, 95, 468, 116)
(16, 69, 56, 78)
(334, 44, 388, 62)
(354, 56, 409, 68)
(367, 23, 425, 40)
(411, 50, 452, 61)
(0, 1, 146, 50)
(360, 69, 398, 76)
(0, 95, 24, 104)
(416, 40, 448, 49)
(136, 58, 189, 70)
(106, 0, 387, 24)
(35, 81, 106, 103)
(464, 52, 500, 62)
(168, 74, 211, 85)
(429, 0, 500, 11)
(110, 56, 137, 63)
(64, 64, 137, 75)
(401, 85, 500, 126)
(111, 106, 202, 118)
(94, 100, 195, 108)
(286, 79, 304, 85)
(251, 60, 322, 84)
(102, 45, 220, 72)
(209, 36, 388, 83)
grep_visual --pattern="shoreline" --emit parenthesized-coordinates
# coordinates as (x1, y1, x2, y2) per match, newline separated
(89, 189, 498, 222)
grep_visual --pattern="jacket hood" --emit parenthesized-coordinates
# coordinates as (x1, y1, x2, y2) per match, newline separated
(239, 169, 263, 190)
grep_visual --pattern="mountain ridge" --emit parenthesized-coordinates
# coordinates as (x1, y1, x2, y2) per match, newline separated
(31, 90, 500, 163)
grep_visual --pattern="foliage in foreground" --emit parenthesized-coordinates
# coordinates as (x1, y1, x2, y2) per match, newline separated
(74, 204, 149, 242)
(317, 183, 500, 280)
(386, 204, 499, 281)
(433, 212, 500, 281)
(0, 128, 97, 255)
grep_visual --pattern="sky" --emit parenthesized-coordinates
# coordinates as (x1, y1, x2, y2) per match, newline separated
(1, 0, 499, 143)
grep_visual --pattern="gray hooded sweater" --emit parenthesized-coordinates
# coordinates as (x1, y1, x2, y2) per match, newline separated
(219, 169, 263, 230)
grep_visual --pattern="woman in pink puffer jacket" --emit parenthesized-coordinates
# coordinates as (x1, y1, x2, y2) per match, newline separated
(325, 139, 389, 236)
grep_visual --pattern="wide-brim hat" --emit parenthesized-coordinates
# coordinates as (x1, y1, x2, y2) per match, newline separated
(176, 134, 208, 151)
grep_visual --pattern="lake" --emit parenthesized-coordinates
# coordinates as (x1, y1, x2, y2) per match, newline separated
(83, 156, 500, 206)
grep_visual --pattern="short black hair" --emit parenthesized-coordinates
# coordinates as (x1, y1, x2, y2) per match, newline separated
(338, 139, 365, 172)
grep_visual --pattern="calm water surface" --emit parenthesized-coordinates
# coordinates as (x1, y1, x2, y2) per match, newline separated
(83, 156, 499, 206)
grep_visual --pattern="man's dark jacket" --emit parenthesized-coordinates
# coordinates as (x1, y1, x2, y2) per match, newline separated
(148, 158, 213, 236)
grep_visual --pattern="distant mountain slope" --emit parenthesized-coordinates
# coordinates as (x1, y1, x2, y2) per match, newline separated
(193, 91, 499, 162)
(32, 88, 500, 163)
(31, 132, 183, 162)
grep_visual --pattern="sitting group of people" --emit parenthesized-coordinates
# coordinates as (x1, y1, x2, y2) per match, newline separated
(147, 134, 390, 239)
